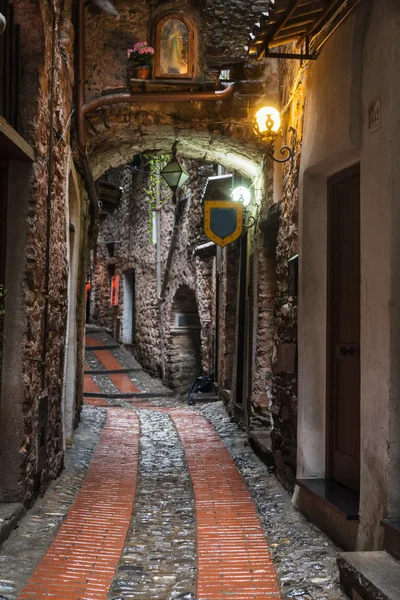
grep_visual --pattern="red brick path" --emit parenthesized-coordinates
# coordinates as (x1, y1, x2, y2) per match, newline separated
(19, 335, 281, 598)
(172, 410, 281, 600)
(17, 410, 139, 600)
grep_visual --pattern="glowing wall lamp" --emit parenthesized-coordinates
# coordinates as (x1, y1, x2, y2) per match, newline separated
(231, 186, 251, 207)
(253, 106, 294, 165)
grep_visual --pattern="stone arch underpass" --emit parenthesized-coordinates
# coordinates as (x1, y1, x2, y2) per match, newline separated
(83, 107, 266, 184)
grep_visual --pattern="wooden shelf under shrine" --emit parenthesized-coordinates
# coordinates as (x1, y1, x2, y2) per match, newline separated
(128, 78, 220, 93)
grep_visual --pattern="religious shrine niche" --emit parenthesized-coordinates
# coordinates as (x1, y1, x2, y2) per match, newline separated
(153, 13, 197, 79)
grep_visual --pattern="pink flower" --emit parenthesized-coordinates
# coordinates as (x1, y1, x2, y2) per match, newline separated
(127, 48, 133, 58)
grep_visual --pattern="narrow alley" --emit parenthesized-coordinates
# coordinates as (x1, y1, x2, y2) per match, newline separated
(0, 329, 345, 600)
(1, 0, 400, 599)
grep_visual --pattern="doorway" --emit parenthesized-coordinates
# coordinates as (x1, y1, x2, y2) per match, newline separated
(0, 165, 7, 423)
(122, 269, 136, 344)
(327, 164, 360, 492)
(63, 171, 81, 443)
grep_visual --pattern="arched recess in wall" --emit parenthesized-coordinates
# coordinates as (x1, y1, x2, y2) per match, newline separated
(63, 165, 81, 444)
(153, 13, 197, 79)
(168, 285, 202, 394)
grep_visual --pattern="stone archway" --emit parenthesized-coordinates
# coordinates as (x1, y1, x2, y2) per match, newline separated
(167, 285, 202, 395)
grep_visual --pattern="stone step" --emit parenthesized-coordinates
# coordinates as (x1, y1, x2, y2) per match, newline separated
(84, 367, 142, 375)
(84, 391, 175, 399)
(85, 344, 120, 351)
(189, 393, 219, 404)
(0, 503, 25, 548)
(248, 431, 274, 467)
(337, 551, 400, 600)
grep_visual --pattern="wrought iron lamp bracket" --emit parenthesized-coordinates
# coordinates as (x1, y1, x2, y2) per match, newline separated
(253, 125, 297, 169)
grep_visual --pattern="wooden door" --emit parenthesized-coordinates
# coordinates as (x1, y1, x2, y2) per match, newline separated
(235, 232, 248, 406)
(0, 166, 7, 287)
(327, 165, 360, 492)
(131, 270, 136, 343)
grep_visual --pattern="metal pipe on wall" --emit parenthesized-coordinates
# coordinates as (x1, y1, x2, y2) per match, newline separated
(82, 83, 235, 116)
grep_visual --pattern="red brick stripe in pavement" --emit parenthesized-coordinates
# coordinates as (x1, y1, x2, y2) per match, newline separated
(84, 346, 141, 395)
(84, 374, 102, 394)
(17, 410, 140, 600)
(85, 334, 103, 347)
(172, 409, 281, 600)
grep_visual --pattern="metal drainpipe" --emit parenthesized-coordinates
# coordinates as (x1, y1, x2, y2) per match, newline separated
(160, 191, 185, 300)
(40, 0, 58, 389)
(82, 83, 235, 116)
(154, 163, 166, 379)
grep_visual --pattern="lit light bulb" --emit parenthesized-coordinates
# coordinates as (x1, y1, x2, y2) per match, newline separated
(231, 186, 251, 207)
(255, 106, 281, 136)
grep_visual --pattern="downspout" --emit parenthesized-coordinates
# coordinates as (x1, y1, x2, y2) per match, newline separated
(41, 0, 58, 389)
(154, 163, 166, 379)
(160, 193, 185, 300)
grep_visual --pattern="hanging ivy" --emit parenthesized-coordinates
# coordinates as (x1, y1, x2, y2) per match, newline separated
(143, 153, 170, 243)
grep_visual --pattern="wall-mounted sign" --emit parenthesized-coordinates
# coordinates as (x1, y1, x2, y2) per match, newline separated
(110, 274, 119, 306)
(203, 200, 243, 248)
(368, 98, 381, 133)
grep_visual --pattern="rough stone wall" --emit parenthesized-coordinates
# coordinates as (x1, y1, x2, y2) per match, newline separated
(270, 61, 306, 491)
(85, 0, 271, 96)
(0, 0, 89, 505)
(91, 159, 215, 386)
(82, 0, 277, 185)
(250, 237, 276, 430)
(218, 241, 240, 393)
(91, 165, 164, 375)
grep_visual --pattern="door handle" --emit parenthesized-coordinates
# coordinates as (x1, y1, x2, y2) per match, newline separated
(339, 345, 355, 357)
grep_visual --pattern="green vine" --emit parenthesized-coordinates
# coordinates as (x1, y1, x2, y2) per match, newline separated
(143, 153, 170, 243)
(0, 284, 7, 319)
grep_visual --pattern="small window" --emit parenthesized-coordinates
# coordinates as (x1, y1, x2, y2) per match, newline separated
(174, 312, 200, 329)
(154, 14, 196, 80)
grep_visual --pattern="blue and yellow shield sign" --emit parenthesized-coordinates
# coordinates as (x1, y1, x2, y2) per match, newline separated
(203, 201, 243, 248)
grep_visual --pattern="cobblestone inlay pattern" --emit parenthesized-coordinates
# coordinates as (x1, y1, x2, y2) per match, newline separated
(0, 407, 106, 600)
(17, 410, 140, 600)
(171, 409, 281, 600)
(198, 403, 347, 600)
(108, 409, 197, 600)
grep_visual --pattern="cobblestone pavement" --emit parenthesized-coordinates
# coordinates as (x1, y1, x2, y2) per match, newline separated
(0, 329, 347, 600)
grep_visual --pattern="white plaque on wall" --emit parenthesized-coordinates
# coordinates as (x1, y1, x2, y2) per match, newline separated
(368, 98, 381, 133)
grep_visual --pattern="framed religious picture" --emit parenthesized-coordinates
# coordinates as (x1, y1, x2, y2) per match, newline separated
(153, 13, 196, 79)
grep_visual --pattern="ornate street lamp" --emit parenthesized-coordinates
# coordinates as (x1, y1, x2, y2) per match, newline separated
(160, 151, 189, 203)
(253, 105, 295, 165)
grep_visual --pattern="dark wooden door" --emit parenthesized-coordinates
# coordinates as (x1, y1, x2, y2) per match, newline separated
(131, 270, 136, 343)
(235, 232, 248, 406)
(328, 165, 360, 492)
(0, 166, 7, 287)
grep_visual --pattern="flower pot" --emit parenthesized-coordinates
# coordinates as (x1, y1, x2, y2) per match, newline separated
(135, 66, 151, 80)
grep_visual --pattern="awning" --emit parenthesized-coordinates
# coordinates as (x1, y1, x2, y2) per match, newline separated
(249, 0, 360, 61)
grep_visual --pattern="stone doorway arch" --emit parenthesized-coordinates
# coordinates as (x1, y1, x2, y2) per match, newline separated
(167, 285, 202, 395)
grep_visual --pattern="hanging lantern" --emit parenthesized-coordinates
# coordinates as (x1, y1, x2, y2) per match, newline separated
(160, 154, 189, 201)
